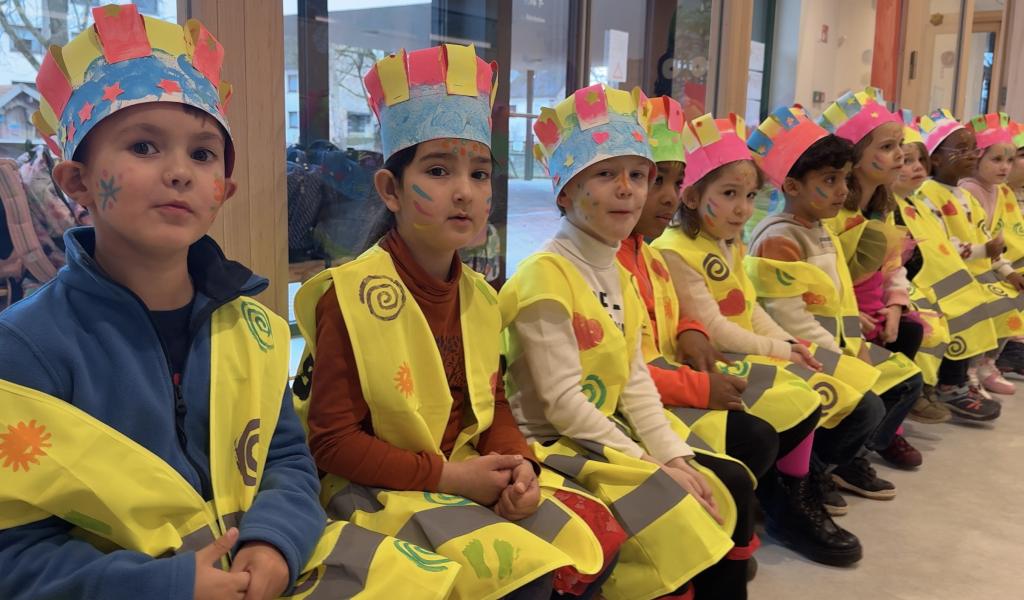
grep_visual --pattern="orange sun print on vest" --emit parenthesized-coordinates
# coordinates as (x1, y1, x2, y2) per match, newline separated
(394, 362, 415, 398)
(0, 420, 52, 472)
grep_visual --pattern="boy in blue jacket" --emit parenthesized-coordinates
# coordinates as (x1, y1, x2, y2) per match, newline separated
(0, 5, 458, 600)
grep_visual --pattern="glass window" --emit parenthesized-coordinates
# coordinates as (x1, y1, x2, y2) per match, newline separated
(288, 111, 299, 128)
(588, 0, 648, 90)
(0, 1, 176, 312)
(654, 0, 715, 118)
(287, 72, 299, 93)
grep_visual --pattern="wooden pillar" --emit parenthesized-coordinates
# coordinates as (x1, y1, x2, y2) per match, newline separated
(714, 0, 753, 117)
(180, 0, 288, 316)
(871, 0, 903, 102)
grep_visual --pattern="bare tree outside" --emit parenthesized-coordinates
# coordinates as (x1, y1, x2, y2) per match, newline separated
(0, 0, 91, 69)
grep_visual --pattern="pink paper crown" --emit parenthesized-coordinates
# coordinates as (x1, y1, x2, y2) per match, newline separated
(33, 4, 233, 171)
(816, 87, 901, 144)
(363, 44, 497, 160)
(747, 105, 828, 188)
(967, 112, 1013, 150)
(681, 113, 751, 188)
(1011, 121, 1024, 150)
(917, 109, 963, 155)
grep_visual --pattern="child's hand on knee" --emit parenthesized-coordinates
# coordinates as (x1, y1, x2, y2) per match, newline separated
(494, 461, 541, 521)
(230, 541, 290, 600)
(661, 457, 724, 525)
(439, 454, 521, 506)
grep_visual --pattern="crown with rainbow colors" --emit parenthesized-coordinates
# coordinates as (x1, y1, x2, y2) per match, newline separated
(646, 95, 685, 164)
(363, 44, 497, 161)
(747, 105, 828, 188)
(33, 4, 234, 172)
(917, 108, 963, 155)
(533, 83, 653, 194)
(680, 113, 750, 188)
(817, 87, 901, 144)
(967, 112, 1012, 150)
(900, 109, 925, 146)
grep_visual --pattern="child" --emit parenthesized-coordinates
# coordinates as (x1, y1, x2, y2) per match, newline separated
(503, 83, 751, 600)
(0, 5, 459, 600)
(913, 109, 1019, 420)
(294, 45, 612, 600)
(816, 89, 926, 468)
(745, 102, 924, 494)
(958, 114, 1024, 379)
(654, 110, 870, 567)
(1008, 121, 1024, 207)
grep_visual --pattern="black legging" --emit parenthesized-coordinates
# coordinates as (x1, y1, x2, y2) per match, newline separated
(883, 318, 924, 360)
(938, 357, 970, 387)
(692, 452, 753, 600)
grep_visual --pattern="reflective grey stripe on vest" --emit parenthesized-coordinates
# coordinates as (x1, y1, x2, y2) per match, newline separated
(867, 344, 893, 365)
(842, 316, 862, 339)
(785, 362, 817, 380)
(930, 270, 974, 298)
(324, 484, 386, 521)
(648, 356, 677, 371)
(919, 342, 949, 359)
(394, 502, 523, 550)
(516, 499, 572, 543)
(1013, 256, 1024, 271)
(811, 347, 842, 375)
(178, 524, 217, 554)
(288, 524, 387, 598)
(741, 363, 777, 411)
(610, 467, 689, 537)
(976, 269, 1000, 285)
(987, 295, 1023, 320)
(665, 407, 716, 452)
(946, 306, 992, 335)
(913, 296, 937, 311)
(544, 453, 588, 479)
(814, 315, 838, 338)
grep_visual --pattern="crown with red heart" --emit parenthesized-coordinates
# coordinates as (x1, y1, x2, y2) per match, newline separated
(532, 83, 653, 194)
(747, 105, 828, 188)
(34, 3, 233, 173)
(900, 109, 925, 147)
(363, 44, 497, 161)
(681, 113, 751, 188)
(816, 87, 901, 145)
(967, 112, 1012, 150)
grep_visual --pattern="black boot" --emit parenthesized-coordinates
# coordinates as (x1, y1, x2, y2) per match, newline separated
(693, 558, 747, 600)
(762, 473, 863, 567)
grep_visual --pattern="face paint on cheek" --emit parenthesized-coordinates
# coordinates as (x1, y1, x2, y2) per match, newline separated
(411, 184, 433, 202)
(703, 214, 715, 230)
(412, 200, 434, 218)
(871, 161, 883, 171)
(212, 177, 226, 205)
(704, 200, 716, 217)
(97, 169, 121, 211)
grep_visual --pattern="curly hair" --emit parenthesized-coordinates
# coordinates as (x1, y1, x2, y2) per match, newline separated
(676, 159, 765, 239)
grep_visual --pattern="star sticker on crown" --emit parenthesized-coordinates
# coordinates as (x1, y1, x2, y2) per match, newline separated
(66, 121, 76, 142)
(102, 82, 124, 103)
(870, 111, 879, 118)
(77, 101, 93, 123)
(102, 4, 122, 17)
(585, 90, 599, 105)
(157, 79, 181, 94)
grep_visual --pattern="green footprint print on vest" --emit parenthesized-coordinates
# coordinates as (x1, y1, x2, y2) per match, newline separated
(462, 539, 519, 579)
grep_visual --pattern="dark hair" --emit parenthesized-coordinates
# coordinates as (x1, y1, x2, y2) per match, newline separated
(843, 131, 895, 215)
(358, 143, 418, 252)
(676, 159, 764, 239)
(787, 134, 853, 182)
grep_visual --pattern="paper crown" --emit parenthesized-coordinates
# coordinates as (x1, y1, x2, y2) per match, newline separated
(900, 109, 925, 146)
(533, 83, 653, 194)
(681, 113, 751, 188)
(363, 44, 497, 161)
(1011, 121, 1024, 149)
(917, 108, 964, 155)
(967, 112, 1013, 150)
(33, 4, 233, 173)
(646, 95, 685, 164)
(747, 105, 828, 188)
(817, 87, 901, 144)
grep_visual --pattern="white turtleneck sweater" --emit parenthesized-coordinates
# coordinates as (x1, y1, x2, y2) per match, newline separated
(506, 219, 693, 463)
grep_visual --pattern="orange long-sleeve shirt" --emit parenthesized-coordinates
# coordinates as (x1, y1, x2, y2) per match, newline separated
(617, 234, 711, 409)
(306, 229, 535, 491)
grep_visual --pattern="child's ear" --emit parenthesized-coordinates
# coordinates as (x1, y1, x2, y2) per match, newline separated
(221, 177, 239, 202)
(781, 176, 802, 198)
(373, 169, 402, 213)
(52, 161, 94, 210)
(556, 189, 572, 212)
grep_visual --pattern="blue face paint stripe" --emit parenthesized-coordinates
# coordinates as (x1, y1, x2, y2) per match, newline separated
(815, 186, 829, 199)
(411, 184, 433, 202)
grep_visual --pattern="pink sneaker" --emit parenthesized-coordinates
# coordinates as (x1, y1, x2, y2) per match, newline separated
(979, 359, 1016, 395)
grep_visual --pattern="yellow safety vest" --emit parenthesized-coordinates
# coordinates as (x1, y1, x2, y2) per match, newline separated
(915, 180, 1024, 341)
(291, 247, 606, 600)
(988, 183, 1024, 273)
(744, 218, 921, 395)
(500, 252, 735, 600)
(639, 235, 820, 441)
(0, 298, 458, 599)
(652, 228, 866, 429)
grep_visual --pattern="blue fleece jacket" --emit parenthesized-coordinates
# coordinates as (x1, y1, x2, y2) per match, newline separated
(0, 228, 325, 600)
